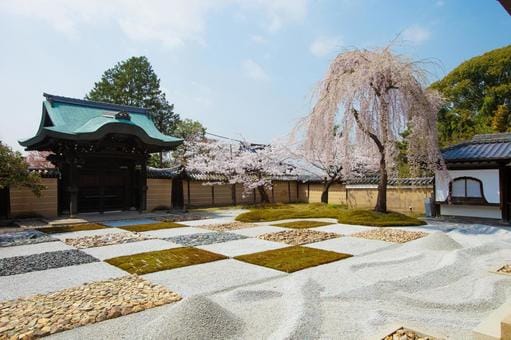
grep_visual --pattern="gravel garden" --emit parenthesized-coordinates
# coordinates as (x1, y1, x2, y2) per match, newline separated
(1, 206, 511, 339)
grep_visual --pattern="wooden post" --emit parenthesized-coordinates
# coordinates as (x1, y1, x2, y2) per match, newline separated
(139, 159, 147, 213)
(68, 161, 78, 217)
(288, 181, 291, 203)
(211, 186, 215, 206)
(232, 184, 237, 206)
(187, 180, 191, 207)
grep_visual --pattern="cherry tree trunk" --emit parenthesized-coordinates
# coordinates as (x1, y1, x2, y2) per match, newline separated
(374, 154, 388, 213)
(257, 186, 270, 204)
(321, 179, 335, 204)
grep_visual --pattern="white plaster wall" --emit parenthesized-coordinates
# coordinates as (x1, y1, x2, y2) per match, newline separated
(440, 204, 502, 219)
(435, 169, 500, 203)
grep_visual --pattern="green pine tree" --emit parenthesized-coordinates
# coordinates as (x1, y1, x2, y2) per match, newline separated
(86, 56, 180, 136)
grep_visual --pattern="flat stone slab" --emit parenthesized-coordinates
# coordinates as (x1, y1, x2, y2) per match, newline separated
(231, 226, 291, 237)
(140, 227, 211, 239)
(305, 236, 393, 255)
(0, 275, 181, 339)
(165, 232, 248, 246)
(0, 249, 99, 276)
(0, 262, 126, 301)
(53, 228, 129, 241)
(198, 238, 286, 257)
(101, 219, 159, 227)
(313, 224, 377, 235)
(82, 239, 180, 260)
(144, 259, 284, 297)
(0, 241, 74, 259)
(0, 230, 57, 247)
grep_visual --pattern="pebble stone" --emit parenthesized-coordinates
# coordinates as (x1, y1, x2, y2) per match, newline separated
(352, 228, 428, 243)
(0, 250, 99, 276)
(63, 232, 150, 249)
(166, 232, 248, 246)
(200, 221, 256, 232)
(498, 264, 511, 274)
(258, 229, 340, 245)
(0, 275, 181, 339)
(0, 230, 57, 248)
(384, 327, 436, 340)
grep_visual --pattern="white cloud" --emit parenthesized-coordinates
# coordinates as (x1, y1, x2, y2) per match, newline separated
(0, 0, 309, 47)
(402, 25, 431, 45)
(251, 34, 268, 44)
(309, 36, 342, 57)
(241, 59, 269, 81)
(238, 0, 308, 32)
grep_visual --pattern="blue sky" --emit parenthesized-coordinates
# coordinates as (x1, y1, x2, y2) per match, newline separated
(0, 0, 510, 151)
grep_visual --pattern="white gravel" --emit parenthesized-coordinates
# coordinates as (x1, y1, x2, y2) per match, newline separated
(0, 262, 125, 301)
(81, 239, 180, 260)
(197, 238, 286, 257)
(0, 241, 74, 259)
(11, 220, 511, 339)
(400, 232, 463, 251)
(305, 236, 394, 255)
(140, 227, 211, 239)
(143, 259, 285, 296)
(231, 226, 291, 237)
(143, 295, 245, 340)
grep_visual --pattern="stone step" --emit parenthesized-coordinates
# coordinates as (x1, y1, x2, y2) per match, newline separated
(473, 300, 511, 340)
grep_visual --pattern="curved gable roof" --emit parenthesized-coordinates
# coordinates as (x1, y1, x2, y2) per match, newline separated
(20, 94, 182, 151)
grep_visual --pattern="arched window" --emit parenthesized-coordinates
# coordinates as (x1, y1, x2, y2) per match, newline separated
(449, 177, 486, 204)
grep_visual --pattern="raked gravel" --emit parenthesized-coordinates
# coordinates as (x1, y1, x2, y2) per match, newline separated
(197, 238, 286, 257)
(305, 236, 394, 255)
(0, 249, 99, 276)
(165, 232, 248, 247)
(143, 259, 284, 296)
(143, 295, 245, 340)
(7, 221, 511, 339)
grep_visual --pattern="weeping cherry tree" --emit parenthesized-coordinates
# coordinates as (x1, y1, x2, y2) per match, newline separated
(305, 47, 444, 212)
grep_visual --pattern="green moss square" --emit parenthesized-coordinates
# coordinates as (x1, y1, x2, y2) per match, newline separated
(36, 223, 106, 234)
(119, 221, 187, 232)
(235, 246, 352, 273)
(105, 247, 227, 275)
(270, 220, 334, 229)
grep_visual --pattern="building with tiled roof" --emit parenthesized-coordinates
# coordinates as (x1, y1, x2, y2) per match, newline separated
(435, 133, 511, 222)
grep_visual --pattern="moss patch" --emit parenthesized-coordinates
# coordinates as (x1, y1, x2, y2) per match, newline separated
(236, 203, 345, 223)
(235, 246, 352, 273)
(337, 210, 426, 227)
(105, 247, 227, 275)
(36, 224, 106, 234)
(270, 220, 334, 229)
(119, 222, 187, 232)
(236, 203, 425, 227)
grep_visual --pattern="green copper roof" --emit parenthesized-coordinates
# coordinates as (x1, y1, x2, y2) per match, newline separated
(20, 94, 182, 151)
